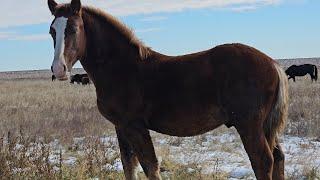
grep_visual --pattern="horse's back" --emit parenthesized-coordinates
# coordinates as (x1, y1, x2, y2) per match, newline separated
(146, 43, 279, 104)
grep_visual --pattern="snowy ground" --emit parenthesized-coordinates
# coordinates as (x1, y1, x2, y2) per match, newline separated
(11, 129, 320, 179)
(153, 131, 320, 179)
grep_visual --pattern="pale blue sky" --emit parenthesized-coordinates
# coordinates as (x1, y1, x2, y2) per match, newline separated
(0, 0, 319, 72)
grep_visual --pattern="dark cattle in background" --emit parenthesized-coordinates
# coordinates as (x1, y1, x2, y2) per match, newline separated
(52, 75, 56, 81)
(70, 74, 88, 84)
(285, 64, 318, 82)
(81, 77, 90, 85)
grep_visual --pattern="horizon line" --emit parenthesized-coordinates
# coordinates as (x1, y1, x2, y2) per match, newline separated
(1, 57, 320, 73)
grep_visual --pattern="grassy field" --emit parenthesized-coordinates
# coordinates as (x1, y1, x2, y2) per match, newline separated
(0, 79, 111, 142)
(0, 65, 320, 179)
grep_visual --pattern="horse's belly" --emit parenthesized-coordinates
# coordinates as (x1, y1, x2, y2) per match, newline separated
(147, 105, 227, 137)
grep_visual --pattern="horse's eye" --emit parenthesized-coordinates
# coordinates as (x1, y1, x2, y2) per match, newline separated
(66, 28, 77, 35)
(49, 28, 55, 35)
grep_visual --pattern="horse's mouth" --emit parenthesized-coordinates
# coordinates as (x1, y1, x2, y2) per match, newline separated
(58, 76, 69, 81)
(54, 75, 68, 81)
(53, 71, 71, 81)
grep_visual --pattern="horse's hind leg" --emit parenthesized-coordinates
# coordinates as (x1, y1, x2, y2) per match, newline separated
(118, 124, 161, 180)
(311, 74, 316, 82)
(309, 73, 314, 82)
(236, 124, 274, 180)
(116, 128, 140, 180)
(272, 138, 285, 180)
(289, 76, 296, 82)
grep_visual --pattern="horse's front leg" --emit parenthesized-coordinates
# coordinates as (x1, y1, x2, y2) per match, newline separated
(116, 128, 140, 180)
(117, 124, 161, 180)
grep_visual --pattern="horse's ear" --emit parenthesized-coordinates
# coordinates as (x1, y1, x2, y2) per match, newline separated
(48, 0, 57, 15)
(71, 0, 81, 14)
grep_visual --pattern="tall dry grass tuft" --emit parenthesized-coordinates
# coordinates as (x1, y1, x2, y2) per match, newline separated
(0, 130, 125, 179)
(0, 130, 57, 179)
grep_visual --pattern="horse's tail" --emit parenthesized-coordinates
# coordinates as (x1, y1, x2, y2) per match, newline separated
(264, 63, 289, 148)
(313, 65, 318, 81)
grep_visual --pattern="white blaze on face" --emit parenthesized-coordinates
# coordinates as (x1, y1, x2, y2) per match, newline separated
(51, 17, 68, 77)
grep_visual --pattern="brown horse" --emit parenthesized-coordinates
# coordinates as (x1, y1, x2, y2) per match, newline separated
(47, 0, 289, 179)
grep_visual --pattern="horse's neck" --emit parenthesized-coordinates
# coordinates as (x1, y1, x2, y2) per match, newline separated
(81, 11, 141, 66)
(79, 9, 171, 87)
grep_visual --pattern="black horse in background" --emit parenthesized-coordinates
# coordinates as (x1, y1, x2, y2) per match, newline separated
(285, 64, 318, 82)
(70, 74, 90, 85)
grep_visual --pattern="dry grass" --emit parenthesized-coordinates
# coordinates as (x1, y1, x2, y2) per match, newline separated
(0, 79, 113, 143)
(0, 131, 124, 179)
(287, 167, 320, 180)
(286, 77, 320, 138)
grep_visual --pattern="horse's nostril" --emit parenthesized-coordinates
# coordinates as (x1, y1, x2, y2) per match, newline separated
(63, 65, 67, 72)
(51, 66, 53, 73)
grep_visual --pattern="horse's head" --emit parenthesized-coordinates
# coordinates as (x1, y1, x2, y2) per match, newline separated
(48, 0, 86, 81)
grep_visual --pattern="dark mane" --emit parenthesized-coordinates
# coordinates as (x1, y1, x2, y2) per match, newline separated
(82, 6, 151, 60)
